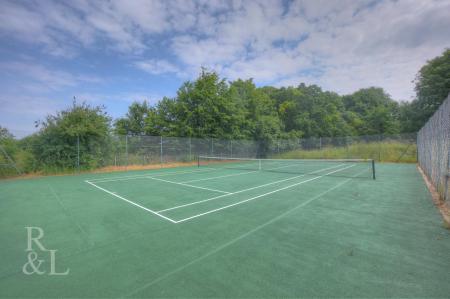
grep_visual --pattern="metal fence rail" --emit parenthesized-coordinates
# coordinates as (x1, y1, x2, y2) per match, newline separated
(417, 94, 450, 202)
(0, 132, 417, 177)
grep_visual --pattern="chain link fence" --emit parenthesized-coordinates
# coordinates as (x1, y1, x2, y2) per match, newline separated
(417, 94, 450, 203)
(1, 132, 417, 178)
(268, 133, 416, 162)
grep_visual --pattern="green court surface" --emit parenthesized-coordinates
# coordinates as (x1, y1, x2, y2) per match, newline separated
(1, 162, 449, 297)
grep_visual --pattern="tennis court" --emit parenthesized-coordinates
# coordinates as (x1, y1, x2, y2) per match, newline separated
(1, 158, 449, 297)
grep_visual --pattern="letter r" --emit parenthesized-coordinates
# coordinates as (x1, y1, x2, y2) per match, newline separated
(25, 227, 46, 251)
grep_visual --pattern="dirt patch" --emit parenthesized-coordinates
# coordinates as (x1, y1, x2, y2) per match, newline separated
(417, 165, 450, 227)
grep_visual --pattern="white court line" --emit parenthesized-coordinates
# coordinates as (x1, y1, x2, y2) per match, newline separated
(157, 163, 346, 213)
(174, 164, 356, 223)
(88, 168, 216, 183)
(123, 168, 365, 297)
(180, 170, 258, 183)
(180, 163, 311, 184)
(85, 180, 177, 223)
(150, 177, 232, 194)
(89, 168, 216, 183)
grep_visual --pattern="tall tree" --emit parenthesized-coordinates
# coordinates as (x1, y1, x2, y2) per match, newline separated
(175, 69, 238, 138)
(114, 101, 151, 135)
(343, 87, 400, 135)
(401, 49, 450, 132)
(266, 84, 352, 138)
(230, 79, 281, 155)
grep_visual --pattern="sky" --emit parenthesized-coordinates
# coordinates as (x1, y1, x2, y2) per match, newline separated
(0, 0, 449, 137)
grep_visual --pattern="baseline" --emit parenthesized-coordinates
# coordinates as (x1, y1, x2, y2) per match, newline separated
(85, 180, 177, 223)
(89, 168, 217, 184)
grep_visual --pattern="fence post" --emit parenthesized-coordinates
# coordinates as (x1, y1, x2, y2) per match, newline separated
(319, 137, 322, 150)
(230, 140, 233, 157)
(77, 135, 80, 173)
(446, 155, 450, 202)
(125, 135, 128, 171)
(378, 134, 382, 162)
(189, 137, 192, 161)
(160, 135, 163, 165)
(372, 159, 376, 180)
(345, 137, 349, 159)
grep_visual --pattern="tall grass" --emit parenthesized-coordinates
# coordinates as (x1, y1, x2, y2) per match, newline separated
(274, 141, 417, 163)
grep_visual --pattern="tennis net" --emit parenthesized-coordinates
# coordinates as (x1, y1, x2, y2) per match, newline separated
(198, 156, 375, 179)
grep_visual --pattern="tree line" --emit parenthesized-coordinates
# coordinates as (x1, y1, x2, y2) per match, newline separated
(0, 49, 449, 174)
(114, 49, 450, 139)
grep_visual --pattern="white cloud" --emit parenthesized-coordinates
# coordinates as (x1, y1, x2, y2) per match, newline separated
(0, 0, 449, 102)
(166, 0, 450, 100)
(0, 61, 103, 92)
(135, 59, 181, 76)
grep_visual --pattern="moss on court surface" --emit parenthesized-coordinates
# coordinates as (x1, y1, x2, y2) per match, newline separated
(0, 163, 449, 297)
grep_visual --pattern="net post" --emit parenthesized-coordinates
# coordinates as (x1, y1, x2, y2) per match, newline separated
(372, 159, 376, 180)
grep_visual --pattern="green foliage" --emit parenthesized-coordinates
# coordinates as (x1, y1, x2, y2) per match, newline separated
(4, 49, 450, 177)
(0, 126, 21, 177)
(32, 101, 112, 172)
(114, 72, 401, 145)
(114, 101, 151, 135)
(109, 68, 430, 158)
(229, 79, 281, 153)
(267, 84, 353, 138)
(415, 49, 450, 114)
(172, 69, 237, 138)
(0, 126, 14, 140)
(343, 87, 400, 135)
(276, 141, 417, 163)
(401, 49, 450, 132)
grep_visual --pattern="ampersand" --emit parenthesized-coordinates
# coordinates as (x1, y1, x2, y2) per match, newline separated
(22, 251, 45, 275)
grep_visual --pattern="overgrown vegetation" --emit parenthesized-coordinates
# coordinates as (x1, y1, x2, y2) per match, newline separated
(0, 49, 448, 178)
(276, 141, 417, 163)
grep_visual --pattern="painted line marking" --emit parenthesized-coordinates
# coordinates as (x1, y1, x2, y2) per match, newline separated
(180, 163, 315, 184)
(123, 168, 366, 297)
(88, 168, 216, 183)
(150, 177, 232, 194)
(180, 170, 258, 183)
(85, 180, 177, 223)
(173, 164, 356, 223)
(157, 163, 346, 213)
